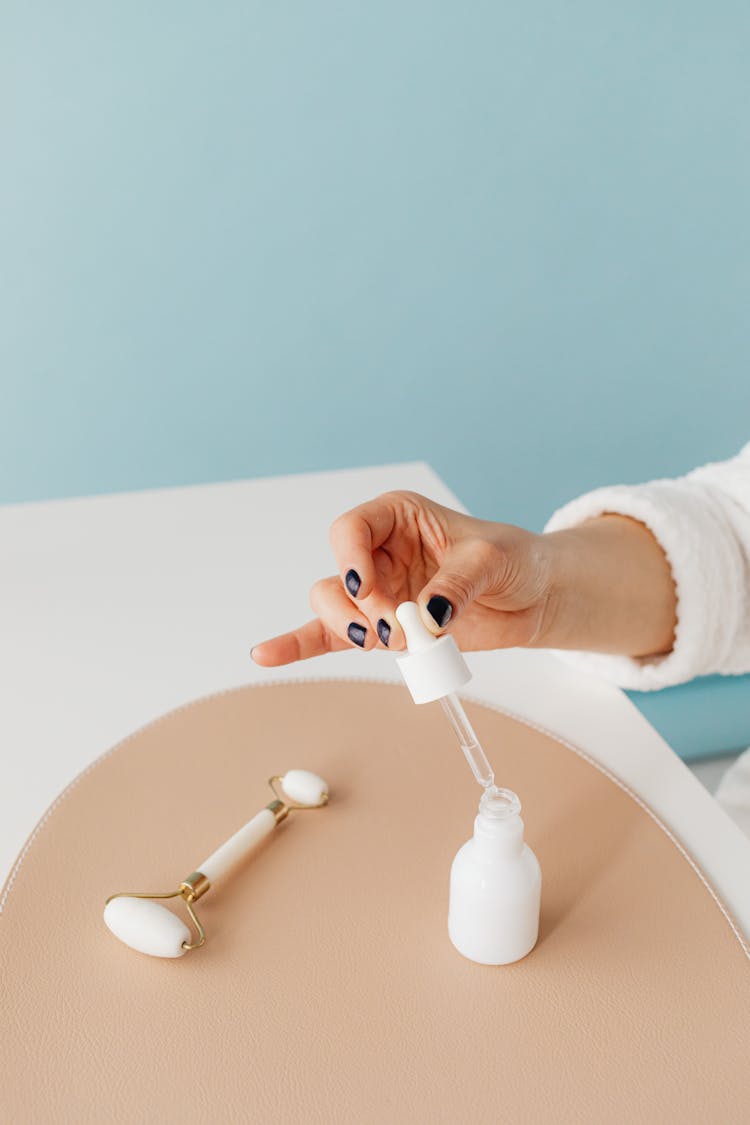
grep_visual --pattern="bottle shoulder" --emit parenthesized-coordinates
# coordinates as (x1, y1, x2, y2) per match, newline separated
(451, 838, 541, 893)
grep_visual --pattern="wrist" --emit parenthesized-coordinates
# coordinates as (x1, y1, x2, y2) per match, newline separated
(541, 515, 677, 657)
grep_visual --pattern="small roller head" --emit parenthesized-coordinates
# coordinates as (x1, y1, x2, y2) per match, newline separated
(103, 896, 191, 958)
(279, 769, 328, 807)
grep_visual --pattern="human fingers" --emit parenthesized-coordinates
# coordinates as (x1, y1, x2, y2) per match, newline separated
(328, 495, 400, 601)
(250, 618, 350, 666)
(309, 576, 379, 651)
(416, 537, 506, 635)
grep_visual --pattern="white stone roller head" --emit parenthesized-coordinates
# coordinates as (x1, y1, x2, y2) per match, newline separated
(103, 896, 191, 958)
(280, 769, 328, 806)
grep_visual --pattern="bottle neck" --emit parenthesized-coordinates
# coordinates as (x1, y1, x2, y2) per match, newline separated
(473, 811, 524, 859)
(472, 787, 524, 860)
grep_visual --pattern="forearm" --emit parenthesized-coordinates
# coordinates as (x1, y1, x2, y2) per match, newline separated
(542, 515, 677, 658)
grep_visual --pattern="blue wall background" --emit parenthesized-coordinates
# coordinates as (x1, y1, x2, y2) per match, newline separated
(2, 2, 749, 757)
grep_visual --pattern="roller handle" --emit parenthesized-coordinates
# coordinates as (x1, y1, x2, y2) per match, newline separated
(197, 807, 277, 884)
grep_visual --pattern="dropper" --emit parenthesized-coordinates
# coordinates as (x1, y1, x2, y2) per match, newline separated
(394, 602, 495, 790)
(438, 693, 494, 789)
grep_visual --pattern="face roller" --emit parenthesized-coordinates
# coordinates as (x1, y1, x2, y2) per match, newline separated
(103, 769, 328, 958)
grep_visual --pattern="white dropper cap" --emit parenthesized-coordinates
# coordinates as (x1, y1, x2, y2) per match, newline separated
(395, 601, 472, 704)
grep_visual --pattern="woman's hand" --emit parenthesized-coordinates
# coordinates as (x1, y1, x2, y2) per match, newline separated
(251, 491, 677, 667)
(252, 490, 554, 664)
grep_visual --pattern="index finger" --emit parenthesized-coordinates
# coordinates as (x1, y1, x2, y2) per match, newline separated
(250, 619, 349, 666)
(329, 496, 398, 600)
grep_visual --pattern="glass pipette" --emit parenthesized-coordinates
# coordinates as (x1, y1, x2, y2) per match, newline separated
(439, 692, 495, 789)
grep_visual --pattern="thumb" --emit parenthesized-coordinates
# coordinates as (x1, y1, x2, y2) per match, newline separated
(417, 538, 501, 634)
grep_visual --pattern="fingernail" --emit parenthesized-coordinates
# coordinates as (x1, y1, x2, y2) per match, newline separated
(347, 622, 367, 647)
(345, 568, 361, 597)
(250, 646, 257, 662)
(426, 595, 453, 628)
(377, 618, 391, 647)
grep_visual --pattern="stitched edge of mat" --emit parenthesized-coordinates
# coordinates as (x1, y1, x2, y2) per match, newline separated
(1, 677, 748, 962)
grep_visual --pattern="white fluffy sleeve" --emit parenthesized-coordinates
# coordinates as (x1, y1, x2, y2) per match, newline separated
(543, 443, 750, 690)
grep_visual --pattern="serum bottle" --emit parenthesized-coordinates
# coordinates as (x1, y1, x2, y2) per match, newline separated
(448, 786, 541, 965)
(394, 601, 542, 966)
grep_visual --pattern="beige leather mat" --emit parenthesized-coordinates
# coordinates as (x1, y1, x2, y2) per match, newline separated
(1, 680, 748, 1123)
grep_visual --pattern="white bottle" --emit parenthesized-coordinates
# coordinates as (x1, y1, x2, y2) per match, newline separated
(448, 786, 541, 965)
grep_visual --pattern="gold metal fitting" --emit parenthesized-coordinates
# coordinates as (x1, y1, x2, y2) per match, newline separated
(179, 871, 211, 901)
(267, 797, 289, 824)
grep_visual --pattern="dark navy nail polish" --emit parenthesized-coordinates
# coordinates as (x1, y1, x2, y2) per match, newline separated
(348, 622, 367, 647)
(377, 619, 391, 647)
(345, 569, 361, 597)
(426, 595, 453, 628)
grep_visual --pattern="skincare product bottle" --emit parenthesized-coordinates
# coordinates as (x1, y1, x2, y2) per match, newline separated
(448, 786, 541, 965)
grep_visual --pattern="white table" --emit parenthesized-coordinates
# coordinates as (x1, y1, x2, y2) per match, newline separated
(2, 462, 749, 944)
